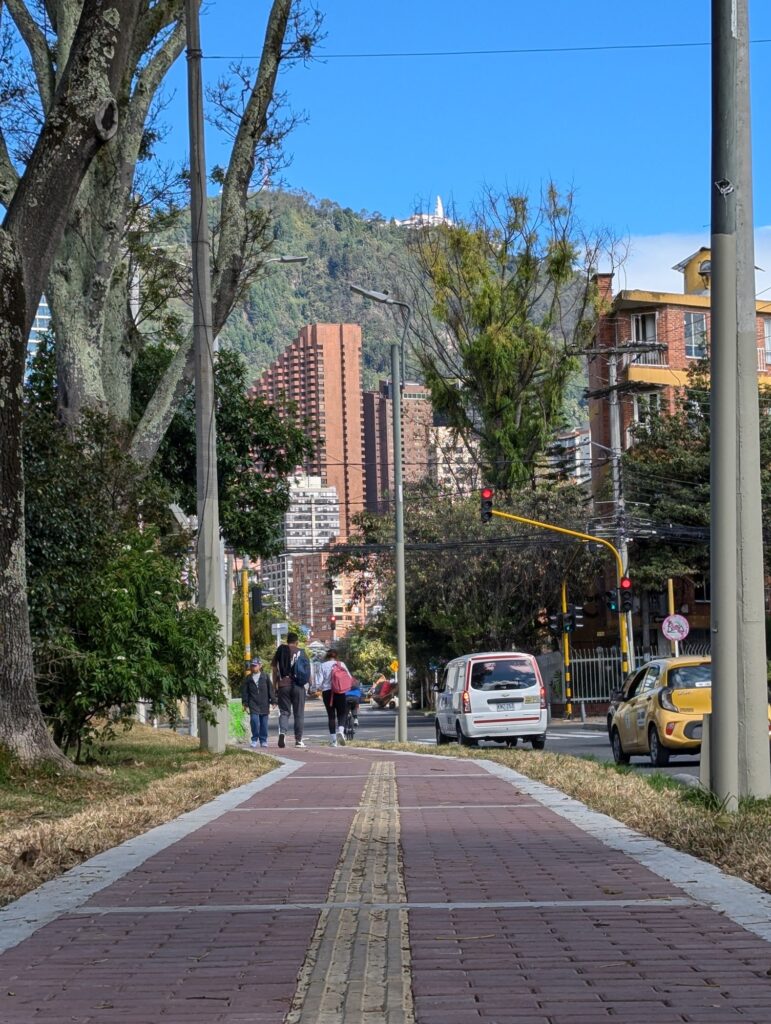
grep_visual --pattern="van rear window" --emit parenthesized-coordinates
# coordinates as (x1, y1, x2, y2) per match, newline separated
(470, 660, 537, 691)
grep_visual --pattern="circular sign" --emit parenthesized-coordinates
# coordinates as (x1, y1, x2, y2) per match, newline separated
(661, 614, 690, 641)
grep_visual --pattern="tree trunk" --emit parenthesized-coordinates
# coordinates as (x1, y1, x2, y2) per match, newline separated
(0, 0, 141, 766)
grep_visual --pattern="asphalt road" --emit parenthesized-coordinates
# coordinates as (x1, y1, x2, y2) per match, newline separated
(301, 700, 701, 779)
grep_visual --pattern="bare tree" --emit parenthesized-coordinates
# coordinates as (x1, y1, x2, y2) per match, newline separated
(0, 0, 142, 765)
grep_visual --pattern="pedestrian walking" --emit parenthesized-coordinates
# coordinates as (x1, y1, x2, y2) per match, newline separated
(271, 632, 311, 748)
(241, 657, 275, 749)
(318, 648, 352, 747)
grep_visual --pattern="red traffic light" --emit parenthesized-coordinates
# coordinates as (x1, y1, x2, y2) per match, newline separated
(620, 576, 632, 590)
(481, 487, 494, 500)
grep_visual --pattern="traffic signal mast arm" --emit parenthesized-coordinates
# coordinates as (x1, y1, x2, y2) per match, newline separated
(491, 508, 631, 674)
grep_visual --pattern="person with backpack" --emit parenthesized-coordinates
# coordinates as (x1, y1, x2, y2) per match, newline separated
(271, 632, 310, 749)
(318, 648, 352, 746)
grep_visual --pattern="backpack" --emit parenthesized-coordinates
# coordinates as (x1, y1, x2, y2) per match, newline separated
(292, 651, 311, 687)
(330, 661, 352, 694)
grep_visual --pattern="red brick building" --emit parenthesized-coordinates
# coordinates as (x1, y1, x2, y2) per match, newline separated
(362, 380, 433, 513)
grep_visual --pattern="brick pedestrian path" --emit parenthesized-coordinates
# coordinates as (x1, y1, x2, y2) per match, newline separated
(1, 746, 770, 1023)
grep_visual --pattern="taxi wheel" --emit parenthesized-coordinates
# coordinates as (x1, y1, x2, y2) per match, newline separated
(435, 720, 450, 745)
(611, 728, 630, 765)
(648, 726, 671, 767)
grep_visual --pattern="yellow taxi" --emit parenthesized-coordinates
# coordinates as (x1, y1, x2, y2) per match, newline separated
(608, 656, 714, 767)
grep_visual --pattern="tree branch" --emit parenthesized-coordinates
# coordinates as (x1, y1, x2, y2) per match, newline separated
(0, 127, 19, 206)
(5, 0, 54, 111)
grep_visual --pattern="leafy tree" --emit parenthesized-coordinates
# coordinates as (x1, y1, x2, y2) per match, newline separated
(132, 346, 314, 556)
(327, 481, 603, 675)
(404, 187, 614, 490)
(23, 342, 223, 757)
(336, 628, 394, 684)
(0, 0, 143, 766)
(622, 360, 771, 589)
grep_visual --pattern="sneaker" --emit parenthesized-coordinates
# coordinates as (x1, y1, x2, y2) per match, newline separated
(278, 733, 285, 749)
(260, 742, 268, 748)
(337, 733, 346, 746)
(353, 718, 359, 726)
(295, 740, 306, 749)
(330, 738, 338, 747)
(250, 740, 258, 749)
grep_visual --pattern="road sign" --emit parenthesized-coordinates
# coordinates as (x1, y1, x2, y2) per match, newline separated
(661, 614, 690, 642)
(390, 659, 399, 673)
(270, 622, 289, 639)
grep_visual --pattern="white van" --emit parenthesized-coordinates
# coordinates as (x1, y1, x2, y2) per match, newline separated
(434, 651, 548, 749)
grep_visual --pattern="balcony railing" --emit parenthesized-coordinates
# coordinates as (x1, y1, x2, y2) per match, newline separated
(628, 344, 668, 367)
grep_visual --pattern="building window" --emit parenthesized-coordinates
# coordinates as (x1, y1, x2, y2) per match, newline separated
(684, 311, 708, 359)
(632, 312, 657, 344)
(694, 577, 711, 603)
(764, 319, 771, 370)
(632, 391, 661, 425)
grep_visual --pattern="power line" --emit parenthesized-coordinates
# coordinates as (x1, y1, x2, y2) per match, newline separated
(204, 37, 771, 62)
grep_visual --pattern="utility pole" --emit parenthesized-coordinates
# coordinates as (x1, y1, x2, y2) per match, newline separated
(186, 0, 228, 753)
(710, 0, 771, 803)
(606, 350, 634, 666)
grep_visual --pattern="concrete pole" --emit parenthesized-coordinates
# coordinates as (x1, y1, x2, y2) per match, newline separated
(726, 0, 771, 799)
(607, 351, 635, 667)
(185, 0, 228, 753)
(392, 343, 408, 742)
(710, 0, 741, 809)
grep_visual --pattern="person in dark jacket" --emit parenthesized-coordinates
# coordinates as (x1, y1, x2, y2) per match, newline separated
(271, 631, 306, 749)
(241, 657, 275, 749)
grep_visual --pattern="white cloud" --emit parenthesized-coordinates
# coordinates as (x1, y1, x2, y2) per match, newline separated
(607, 228, 771, 299)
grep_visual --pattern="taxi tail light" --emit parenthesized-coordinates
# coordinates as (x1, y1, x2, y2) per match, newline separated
(461, 691, 471, 713)
(658, 687, 678, 712)
(539, 682, 547, 709)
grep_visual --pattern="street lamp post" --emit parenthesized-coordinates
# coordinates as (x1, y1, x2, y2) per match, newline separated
(351, 284, 411, 742)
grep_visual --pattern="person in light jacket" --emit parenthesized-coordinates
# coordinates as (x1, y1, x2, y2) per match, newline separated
(241, 657, 275, 749)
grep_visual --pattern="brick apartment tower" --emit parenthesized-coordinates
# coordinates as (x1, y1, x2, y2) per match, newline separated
(253, 323, 365, 540)
(362, 380, 433, 513)
(253, 324, 366, 642)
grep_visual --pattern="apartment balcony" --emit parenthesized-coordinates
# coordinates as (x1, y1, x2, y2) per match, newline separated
(629, 344, 668, 367)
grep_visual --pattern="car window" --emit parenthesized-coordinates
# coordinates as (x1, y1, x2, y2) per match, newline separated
(469, 658, 537, 691)
(639, 665, 662, 694)
(624, 668, 647, 700)
(668, 664, 711, 689)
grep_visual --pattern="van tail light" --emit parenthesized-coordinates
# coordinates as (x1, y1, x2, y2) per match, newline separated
(461, 691, 471, 713)
(540, 682, 547, 709)
(658, 687, 678, 712)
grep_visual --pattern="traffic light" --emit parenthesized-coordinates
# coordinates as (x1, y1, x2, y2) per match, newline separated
(563, 605, 575, 633)
(480, 487, 494, 523)
(619, 576, 634, 613)
(329, 615, 337, 630)
(250, 586, 263, 615)
(548, 611, 563, 635)
(573, 604, 584, 630)
(605, 588, 620, 613)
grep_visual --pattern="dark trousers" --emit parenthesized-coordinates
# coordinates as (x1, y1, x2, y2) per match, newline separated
(323, 688, 347, 732)
(277, 684, 305, 741)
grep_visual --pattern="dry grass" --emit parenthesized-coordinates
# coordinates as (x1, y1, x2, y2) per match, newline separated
(355, 741, 771, 894)
(0, 726, 277, 906)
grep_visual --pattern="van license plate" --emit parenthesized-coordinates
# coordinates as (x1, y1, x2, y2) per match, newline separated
(496, 702, 517, 710)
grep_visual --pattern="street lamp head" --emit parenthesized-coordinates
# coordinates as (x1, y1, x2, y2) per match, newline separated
(266, 255, 308, 265)
(350, 283, 394, 304)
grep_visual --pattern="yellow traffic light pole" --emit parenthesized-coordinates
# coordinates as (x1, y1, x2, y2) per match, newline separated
(241, 557, 251, 676)
(561, 579, 572, 719)
(491, 509, 631, 676)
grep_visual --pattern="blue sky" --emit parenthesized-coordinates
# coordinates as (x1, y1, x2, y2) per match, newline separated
(160, 1, 771, 290)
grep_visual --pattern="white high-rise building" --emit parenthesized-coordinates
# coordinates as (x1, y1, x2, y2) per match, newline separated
(260, 474, 340, 612)
(27, 296, 51, 372)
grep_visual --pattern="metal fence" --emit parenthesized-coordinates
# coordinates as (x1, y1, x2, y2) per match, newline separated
(566, 641, 712, 704)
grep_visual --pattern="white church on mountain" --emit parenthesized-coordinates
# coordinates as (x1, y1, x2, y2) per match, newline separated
(394, 196, 452, 228)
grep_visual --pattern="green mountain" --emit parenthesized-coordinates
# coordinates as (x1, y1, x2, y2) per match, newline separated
(218, 190, 413, 390)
